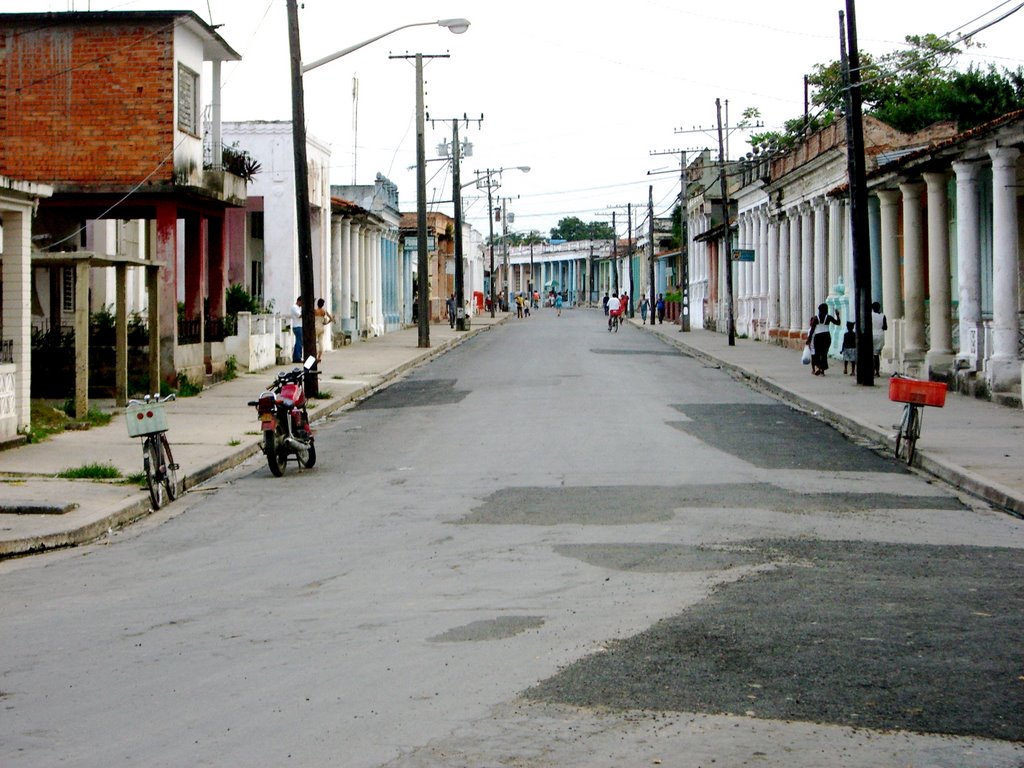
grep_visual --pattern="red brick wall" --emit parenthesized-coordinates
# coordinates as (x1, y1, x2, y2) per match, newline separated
(0, 21, 176, 187)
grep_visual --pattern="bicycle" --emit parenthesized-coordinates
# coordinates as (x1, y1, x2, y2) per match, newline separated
(888, 374, 947, 465)
(608, 311, 621, 332)
(126, 394, 179, 509)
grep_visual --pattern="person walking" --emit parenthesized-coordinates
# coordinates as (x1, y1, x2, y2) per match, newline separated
(806, 302, 841, 375)
(871, 301, 888, 376)
(446, 294, 456, 328)
(602, 292, 610, 316)
(656, 293, 666, 324)
(554, 292, 563, 316)
(639, 294, 649, 324)
(290, 296, 304, 363)
(314, 298, 333, 363)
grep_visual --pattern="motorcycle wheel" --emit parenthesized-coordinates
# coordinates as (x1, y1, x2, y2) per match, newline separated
(265, 427, 286, 477)
(297, 437, 316, 468)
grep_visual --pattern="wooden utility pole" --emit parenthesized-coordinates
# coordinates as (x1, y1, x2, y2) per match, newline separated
(627, 203, 635, 317)
(286, 0, 318, 394)
(648, 185, 655, 318)
(841, 2, 875, 385)
(716, 98, 736, 346)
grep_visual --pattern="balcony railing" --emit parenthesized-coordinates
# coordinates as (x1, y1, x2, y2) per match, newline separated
(0, 339, 12, 364)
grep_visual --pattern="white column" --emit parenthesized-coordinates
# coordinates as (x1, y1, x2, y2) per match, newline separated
(813, 198, 827, 302)
(330, 219, 342, 324)
(342, 219, 353, 330)
(828, 198, 844, 288)
(788, 208, 803, 333)
(801, 202, 815, 319)
(900, 181, 927, 365)
(1, 208, 31, 434)
(987, 146, 1022, 390)
(952, 161, 982, 368)
(777, 211, 790, 340)
(923, 171, 954, 371)
(877, 190, 902, 362)
(767, 213, 780, 336)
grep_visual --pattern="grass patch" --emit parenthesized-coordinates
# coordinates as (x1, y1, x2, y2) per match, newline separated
(312, 390, 332, 399)
(224, 355, 239, 381)
(27, 402, 69, 442)
(175, 372, 203, 397)
(119, 471, 147, 487)
(57, 463, 121, 480)
(331, 374, 345, 380)
(227, 438, 241, 446)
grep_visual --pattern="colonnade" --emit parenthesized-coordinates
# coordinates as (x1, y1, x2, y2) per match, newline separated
(689, 144, 1022, 393)
(330, 216, 402, 341)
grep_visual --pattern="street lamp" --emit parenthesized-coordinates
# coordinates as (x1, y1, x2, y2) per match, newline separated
(286, 5, 471, 372)
(302, 18, 470, 73)
(475, 166, 530, 317)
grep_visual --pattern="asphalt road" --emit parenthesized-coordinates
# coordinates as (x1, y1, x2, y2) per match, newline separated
(1, 309, 1021, 767)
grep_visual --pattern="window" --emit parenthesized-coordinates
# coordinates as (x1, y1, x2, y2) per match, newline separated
(250, 261, 264, 305)
(250, 211, 264, 240)
(177, 63, 199, 136)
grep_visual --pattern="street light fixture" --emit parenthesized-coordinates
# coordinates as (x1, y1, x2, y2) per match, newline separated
(302, 18, 470, 73)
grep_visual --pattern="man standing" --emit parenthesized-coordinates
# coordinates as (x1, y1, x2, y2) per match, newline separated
(447, 294, 456, 328)
(291, 296, 304, 362)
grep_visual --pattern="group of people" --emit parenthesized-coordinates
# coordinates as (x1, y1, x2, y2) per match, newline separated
(290, 296, 335, 364)
(601, 292, 667, 325)
(806, 301, 887, 377)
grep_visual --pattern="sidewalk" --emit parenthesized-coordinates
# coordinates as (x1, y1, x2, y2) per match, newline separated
(0, 314, 508, 558)
(632, 316, 1024, 517)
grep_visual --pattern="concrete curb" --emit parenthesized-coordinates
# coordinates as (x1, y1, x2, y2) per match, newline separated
(642, 322, 1024, 518)
(2, 320, 502, 559)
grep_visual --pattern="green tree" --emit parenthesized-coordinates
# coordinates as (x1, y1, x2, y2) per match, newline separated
(550, 217, 615, 242)
(747, 33, 1024, 153)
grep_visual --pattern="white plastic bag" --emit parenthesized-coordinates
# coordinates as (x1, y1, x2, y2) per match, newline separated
(801, 346, 812, 365)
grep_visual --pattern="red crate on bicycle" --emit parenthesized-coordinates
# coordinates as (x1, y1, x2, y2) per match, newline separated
(888, 377, 947, 408)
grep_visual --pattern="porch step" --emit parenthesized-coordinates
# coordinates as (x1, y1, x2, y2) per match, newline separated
(992, 390, 1023, 409)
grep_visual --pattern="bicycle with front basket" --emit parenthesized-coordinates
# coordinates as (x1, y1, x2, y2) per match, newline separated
(888, 374, 947, 465)
(125, 394, 179, 509)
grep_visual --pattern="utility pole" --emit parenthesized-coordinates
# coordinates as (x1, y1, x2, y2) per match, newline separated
(675, 116, 759, 333)
(485, 174, 496, 317)
(716, 97, 736, 346)
(611, 212, 619, 295)
(841, 3, 875, 386)
(391, 53, 449, 348)
(648, 185, 655, 316)
(589, 243, 595, 306)
(285, 0, 318, 395)
(431, 114, 482, 330)
(622, 202, 630, 317)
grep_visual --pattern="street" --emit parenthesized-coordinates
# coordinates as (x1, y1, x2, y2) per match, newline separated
(1, 309, 1022, 767)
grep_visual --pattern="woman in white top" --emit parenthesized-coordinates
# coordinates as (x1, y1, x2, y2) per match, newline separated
(806, 303, 841, 376)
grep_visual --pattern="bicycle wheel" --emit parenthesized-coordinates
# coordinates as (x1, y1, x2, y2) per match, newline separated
(144, 436, 164, 509)
(159, 433, 179, 501)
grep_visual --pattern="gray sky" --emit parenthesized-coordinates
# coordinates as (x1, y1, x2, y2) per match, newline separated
(7, 1, 1023, 238)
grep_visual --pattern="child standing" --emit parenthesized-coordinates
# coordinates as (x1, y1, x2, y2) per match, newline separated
(841, 321, 857, 375)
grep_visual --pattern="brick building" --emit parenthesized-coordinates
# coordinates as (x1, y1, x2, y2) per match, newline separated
(0, 11, 245, 393)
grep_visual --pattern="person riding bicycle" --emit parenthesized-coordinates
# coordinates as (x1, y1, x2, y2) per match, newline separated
(607, 292, 622, 330)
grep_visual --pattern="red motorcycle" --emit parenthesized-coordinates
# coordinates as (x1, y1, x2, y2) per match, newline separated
(248, 356, 317, 476)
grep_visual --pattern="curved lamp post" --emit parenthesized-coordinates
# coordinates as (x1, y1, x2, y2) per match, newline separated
(303, 18, 470, 73)
(287, 4, 470, 372)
